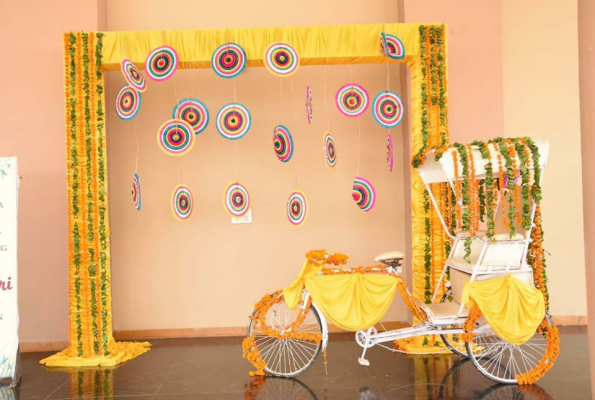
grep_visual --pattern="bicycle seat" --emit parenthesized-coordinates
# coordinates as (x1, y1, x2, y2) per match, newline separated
(374, 251, 404, 268)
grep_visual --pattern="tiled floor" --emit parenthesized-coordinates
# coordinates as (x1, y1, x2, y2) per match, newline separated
(2, 326, 591, 399)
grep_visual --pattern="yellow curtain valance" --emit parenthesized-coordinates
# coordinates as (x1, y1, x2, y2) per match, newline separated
(462, 274, 545, 345)
(100, 23, 422, 71)
(283, 260, 398, 331)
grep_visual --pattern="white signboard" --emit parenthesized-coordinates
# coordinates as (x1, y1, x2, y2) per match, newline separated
(0, 157, 18, 384)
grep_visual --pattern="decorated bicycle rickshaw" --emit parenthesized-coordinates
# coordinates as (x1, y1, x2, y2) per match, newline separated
(243, 137, 559, 385)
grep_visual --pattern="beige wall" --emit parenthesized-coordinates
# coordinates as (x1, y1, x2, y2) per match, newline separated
(0, 0, 104, 342)
(106, 0, 409, 331)
(578, 0, 595, 393)
(502, 0, 586, 317)
(402, 0, 504, 142)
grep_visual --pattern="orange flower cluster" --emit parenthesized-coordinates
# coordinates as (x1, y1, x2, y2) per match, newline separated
(528, 205, 549, 309)
(321, 265, 389, 275)
(495, 149, 508, 229)
(242, 290, 323, 377)
(305, 249, 349, 266)
(461, 305, 481, 342)
(452, 150, 462, 229)
(507, 141, 522, 226)
(467, 145, 479, 234)
(516, 318, 560, 385)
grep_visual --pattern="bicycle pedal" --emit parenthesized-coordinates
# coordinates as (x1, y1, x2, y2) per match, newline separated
(358, 358, 370, 366)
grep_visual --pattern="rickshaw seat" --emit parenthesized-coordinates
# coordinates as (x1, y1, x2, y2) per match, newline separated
(374, 251, 405, 263)
(424, 301, 469, 320)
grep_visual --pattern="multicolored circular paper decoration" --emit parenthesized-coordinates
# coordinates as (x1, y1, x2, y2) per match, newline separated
(352, 177, 376, 212)
(336, 83, 369, 117)
(387, 134, 394, 172)
(273, 125, 294, 163)
(145, 46, 178, 81)
(323, 132, 337, 169)
(172, 184, 193, 221)
(116, 85, 141, 120)
(131, 173, 141, 211)
(380, 33, 405, 60)
(157, 119, 195, 156)
(172, 98, 209, 135)
(287, 191, 308, 226)
(121, 59, 146, 92)
(305, 86, 313, 124)
(224, 182, 250, 217)
(264, 43, 299, 77)
(212, 43, 246, 79)
(372, 91, 404, 129)
(216, 103, 251, 140)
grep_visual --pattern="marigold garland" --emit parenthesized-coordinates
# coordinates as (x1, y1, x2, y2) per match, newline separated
(516, 319, 560, 385)
(242, 290, 323, 377)
(462, 306, 559, 385)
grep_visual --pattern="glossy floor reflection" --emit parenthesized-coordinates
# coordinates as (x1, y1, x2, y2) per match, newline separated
(2, 326, 590, 399)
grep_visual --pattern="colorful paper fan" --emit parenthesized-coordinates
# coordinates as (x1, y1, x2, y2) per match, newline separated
(121, 59, 146, 92)
(212, 43, 247, 79)
(131, 173, 141, 211)
(116, 85, 141, 120)
(172, 184, 193, 221)
(273, 125, 294, 163)
(323, 132, 337, 169)
(352, 177, 376, 212)
(172, 98, 209, 135)
(372, 91, 404, 129)
(157, 119, 195, 156)
(145, 46, 178, 81)
(380, 33, 405, 60)
(336, 83, 369, 117)
(387, 134, 394, 172)
(216, 103, 251, 140)
(264, 43, 299, 77)
(223, 182, 250, 217)
(305, 86, 313, 124)
(287, 190, 308, 226)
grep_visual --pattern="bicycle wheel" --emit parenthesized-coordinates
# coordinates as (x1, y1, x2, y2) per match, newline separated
(438, 290, 468, 358)
(465, 313, 559, 385)
(246, 293, 324, 377)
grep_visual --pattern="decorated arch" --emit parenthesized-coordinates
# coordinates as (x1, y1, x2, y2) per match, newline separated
(41, 23, 450, 366)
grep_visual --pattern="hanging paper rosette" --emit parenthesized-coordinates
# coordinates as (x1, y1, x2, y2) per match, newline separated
(116, 85, 141, 120)
(223, 182, 251, 217)
(273, 125, 294, 163)
(336, 83, 369, 117)
(352, 177, 376, 212)
(265, 43, 300, 77)
(145, 46, 178, 81)
(212, 43, 247, 79)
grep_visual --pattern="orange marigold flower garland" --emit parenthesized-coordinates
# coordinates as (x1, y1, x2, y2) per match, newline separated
(516, 319, 560, 385)
(528, 204, 549, 309)
(242, 290, 323, 376)
(452, 150, 462, 230)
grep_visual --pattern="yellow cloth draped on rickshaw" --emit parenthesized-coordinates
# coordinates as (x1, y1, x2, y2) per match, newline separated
(283, 259, 399, 331)
(461, 274, 545, 345)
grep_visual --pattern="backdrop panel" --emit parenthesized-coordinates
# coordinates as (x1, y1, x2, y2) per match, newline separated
(42, 23, 449, 367)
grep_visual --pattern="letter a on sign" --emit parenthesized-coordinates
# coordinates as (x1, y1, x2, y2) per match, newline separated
(0, 157, 20, 386)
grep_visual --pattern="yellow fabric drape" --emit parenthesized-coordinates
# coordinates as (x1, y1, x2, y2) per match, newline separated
(306, 274, 399, 332)
(283, 261, 399, 332)
(462, 275, 545, 345)
(283, 259, 323, 310)
(100, 23, 422, 71)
